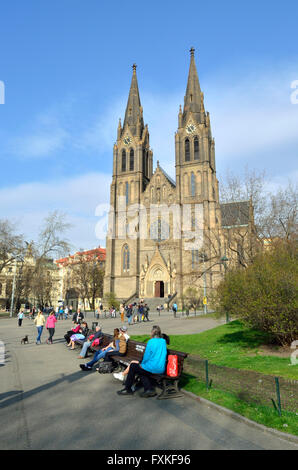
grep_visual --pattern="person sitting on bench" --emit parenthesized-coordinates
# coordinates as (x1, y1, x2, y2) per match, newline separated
(116, 325, 167, 398)
(64, 322, 81, 344)
(80, 328, 120, 371)
(67, 322, 89, 350)
(104, 329, 127, 366)
(78, 325, 103, 359)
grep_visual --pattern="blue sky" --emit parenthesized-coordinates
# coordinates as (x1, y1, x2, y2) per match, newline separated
(0, 0, 297, 250)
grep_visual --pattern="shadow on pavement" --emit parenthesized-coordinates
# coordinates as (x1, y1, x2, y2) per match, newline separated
(0, 370, 91, 410)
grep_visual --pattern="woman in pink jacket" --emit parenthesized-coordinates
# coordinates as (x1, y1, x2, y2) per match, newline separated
(46, 311, 57, 344)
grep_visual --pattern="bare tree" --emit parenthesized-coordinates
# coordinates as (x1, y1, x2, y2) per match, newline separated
(0, 220, 25, 273)
(28, 211, 72, 308)
(71, 253, 104, 310)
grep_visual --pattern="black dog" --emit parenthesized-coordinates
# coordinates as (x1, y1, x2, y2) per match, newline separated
(21, 335, 29, 344)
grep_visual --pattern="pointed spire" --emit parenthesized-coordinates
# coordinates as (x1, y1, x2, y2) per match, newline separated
(183, 47, 203, 124)
(123, 63, 144, 137)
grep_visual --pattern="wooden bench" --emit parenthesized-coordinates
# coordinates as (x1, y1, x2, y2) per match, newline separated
(75, 332, 112, 352)
(106, 336, 188, 399)
(73, 332, 188, 399)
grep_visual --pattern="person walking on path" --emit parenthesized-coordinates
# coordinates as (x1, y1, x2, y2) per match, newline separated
(172, 302, 178, 318)
(45, 311, 57, 344)
(126, 304, 133, 326)
(17, 310, 24, 327)
(138, 303, 144, 322)
(58, 305, 64, 320)
(64, 306, 69, 320)
(143, 304, 150, 322)
(120, 304, 125, 325)
(34, 309, 46, 344)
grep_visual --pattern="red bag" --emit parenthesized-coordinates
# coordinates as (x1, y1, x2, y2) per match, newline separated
(91, 338, 100, 347)
(166, 354, 178, 377)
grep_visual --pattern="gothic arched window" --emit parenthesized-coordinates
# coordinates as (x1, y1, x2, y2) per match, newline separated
(123, 244, 130, 272)
(185, 138, 190, 162)
(121, 150, 126, 172)
(125, 182, 129, 205)
(191, 172, 196, 197)
(129, 149, 134, 171)
(142, 149, 146, 175)
(194, 137, 199, 160)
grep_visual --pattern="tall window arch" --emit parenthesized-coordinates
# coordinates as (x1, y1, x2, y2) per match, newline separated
(121, 150, 126, 172)
(123, 244, 130, 272)
(191, 172, 196, 197)
(142, 149, 146, 175)
(129, 149, 134, 171)
(185, 138, 190, 162)
(194, 137, 199, 160)
(125, 182, 129, 205)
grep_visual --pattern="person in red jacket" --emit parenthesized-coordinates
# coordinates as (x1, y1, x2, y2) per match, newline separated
(45, 311, 57, 344)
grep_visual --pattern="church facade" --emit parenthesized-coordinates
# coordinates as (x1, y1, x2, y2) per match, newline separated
(103, 49, 254, 304)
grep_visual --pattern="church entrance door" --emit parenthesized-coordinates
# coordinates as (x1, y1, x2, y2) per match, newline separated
(155, 281, 164, 298)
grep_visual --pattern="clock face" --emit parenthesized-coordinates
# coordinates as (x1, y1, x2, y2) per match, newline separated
(186, 123, 196, 134)
(123, 135, 132, 146)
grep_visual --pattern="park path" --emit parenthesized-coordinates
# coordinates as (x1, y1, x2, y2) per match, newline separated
(0, 315, 296, 450)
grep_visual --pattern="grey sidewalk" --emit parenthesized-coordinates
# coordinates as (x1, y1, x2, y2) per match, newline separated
(0, 316, 296, 450)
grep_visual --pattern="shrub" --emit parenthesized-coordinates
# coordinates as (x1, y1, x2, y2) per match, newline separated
(216, 240, 298, 346)
(103, 292, 120, 310)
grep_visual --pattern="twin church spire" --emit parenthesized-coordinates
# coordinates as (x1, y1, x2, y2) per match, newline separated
(121, 64, 144, 138)
(121, 47, 206, 138)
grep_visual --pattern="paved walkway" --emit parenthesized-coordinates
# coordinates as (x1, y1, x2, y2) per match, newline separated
(0, 315, 296, 450)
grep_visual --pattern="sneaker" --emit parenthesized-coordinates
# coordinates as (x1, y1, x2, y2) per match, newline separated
(117, 388, 133, 396)
(113, 372, 124, 381)
(80, 364, 92, 371)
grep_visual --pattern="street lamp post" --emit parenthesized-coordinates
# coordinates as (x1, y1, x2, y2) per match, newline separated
(199, 252, 208, 315)
(203, 258, 207, 315)
(10, 258, 18, 318)
(220, 255, 229, 322)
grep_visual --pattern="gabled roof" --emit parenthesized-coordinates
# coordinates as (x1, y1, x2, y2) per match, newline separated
(158, 163, 176, 188)
(220, 201, 250, 228)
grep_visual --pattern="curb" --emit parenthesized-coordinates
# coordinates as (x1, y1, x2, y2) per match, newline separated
(182, 389, 298, 446)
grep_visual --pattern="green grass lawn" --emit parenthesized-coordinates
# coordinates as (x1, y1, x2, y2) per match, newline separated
(131, 321, 298, 436)
(181, 374, 298, 437)
(132, 320, 298, 380)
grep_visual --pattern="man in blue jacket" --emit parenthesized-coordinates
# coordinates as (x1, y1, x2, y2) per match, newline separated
(117, 325, 167, 398)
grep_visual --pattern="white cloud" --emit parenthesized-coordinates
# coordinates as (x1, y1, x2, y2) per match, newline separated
(0, 172, 111, 250)
(12, 128, 69, 158)
(75, 63, 298, 181)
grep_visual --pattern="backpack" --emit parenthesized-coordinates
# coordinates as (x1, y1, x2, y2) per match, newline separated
(97, 361, 115, 374)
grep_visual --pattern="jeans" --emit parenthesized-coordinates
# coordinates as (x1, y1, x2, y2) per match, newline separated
(48, 328, 55, 343)
(80, 340, 91, 358)
(36, 326, 43, 343)
(128, 315, 132, 325)
(105, 351, 125, 362)
(86, 347, 113, 368)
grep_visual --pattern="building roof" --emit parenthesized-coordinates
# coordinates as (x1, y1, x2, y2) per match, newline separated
(220, 201, 250, 228)
(55, 247, 106, 267)
(158, 163, 176, 188)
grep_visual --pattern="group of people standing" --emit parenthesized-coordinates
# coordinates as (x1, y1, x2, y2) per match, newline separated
(17, 305, 86, 345)
(122, 302, 150, 325)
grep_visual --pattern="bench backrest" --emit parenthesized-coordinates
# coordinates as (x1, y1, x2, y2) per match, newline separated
(91, 332, 187, 378)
